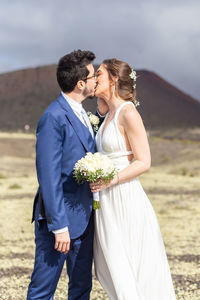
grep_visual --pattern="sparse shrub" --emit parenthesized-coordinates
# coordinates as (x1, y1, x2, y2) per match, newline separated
(169, 168, 197, 177)
(9, 184, 22, 189)
(162, 155, 171, 163)
(23, 174, 29, 178)
(0, 173, 7, 179)
(180, 167, 189, 176)
(189, 171, 198, 177)
(159, 209, 166, 215)
(174, 205, 187, 210)
(148, 187, 155, 193)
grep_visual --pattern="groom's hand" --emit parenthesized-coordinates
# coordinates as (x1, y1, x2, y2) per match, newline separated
(54, 231, 70, 254)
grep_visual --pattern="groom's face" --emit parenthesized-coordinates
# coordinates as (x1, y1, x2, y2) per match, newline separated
(82, 64, 97, 98)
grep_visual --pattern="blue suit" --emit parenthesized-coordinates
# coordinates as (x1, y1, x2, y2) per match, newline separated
(27, 93, 96, 299)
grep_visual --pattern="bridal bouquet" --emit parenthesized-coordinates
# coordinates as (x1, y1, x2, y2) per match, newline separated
(74, 152, 117, 209)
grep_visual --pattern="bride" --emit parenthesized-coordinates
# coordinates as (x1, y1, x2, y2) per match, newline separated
(90, 59, 176, 300)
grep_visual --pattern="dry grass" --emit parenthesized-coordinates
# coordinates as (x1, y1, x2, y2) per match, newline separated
(0, 131, 200, 299)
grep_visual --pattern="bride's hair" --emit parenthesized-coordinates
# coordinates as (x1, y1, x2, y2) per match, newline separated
(102, 59, 137, 104)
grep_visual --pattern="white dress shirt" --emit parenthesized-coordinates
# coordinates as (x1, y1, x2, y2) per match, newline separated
(53, 92, 93, 234)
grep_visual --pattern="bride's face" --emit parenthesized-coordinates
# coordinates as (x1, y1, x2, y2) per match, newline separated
(95, 64, 112, 98)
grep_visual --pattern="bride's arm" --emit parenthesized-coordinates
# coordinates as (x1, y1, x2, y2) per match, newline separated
(116, 106, 151, 184)
(90, 105, 151, 192)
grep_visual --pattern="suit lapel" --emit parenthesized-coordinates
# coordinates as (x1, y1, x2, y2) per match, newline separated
(57, 94, 95, 152)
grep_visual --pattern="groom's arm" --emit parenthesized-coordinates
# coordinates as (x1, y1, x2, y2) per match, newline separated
(36, 112, 70, 253)
(36, 112, 69, 232)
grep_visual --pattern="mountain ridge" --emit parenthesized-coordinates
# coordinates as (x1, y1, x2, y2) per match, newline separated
(0, 64, 200, 131)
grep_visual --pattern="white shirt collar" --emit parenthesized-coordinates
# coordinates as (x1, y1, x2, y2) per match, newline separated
(61, 91, 83, 114)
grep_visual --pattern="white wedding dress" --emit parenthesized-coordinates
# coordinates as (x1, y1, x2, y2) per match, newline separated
(94, 102, 176, 300)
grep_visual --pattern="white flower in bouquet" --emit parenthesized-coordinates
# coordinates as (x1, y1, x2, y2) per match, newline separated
(74, 152, 117, 209)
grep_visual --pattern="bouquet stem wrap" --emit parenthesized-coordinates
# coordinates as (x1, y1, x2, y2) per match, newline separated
(93, 191, 101, 209)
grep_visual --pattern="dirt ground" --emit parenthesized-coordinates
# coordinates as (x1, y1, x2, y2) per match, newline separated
(0, 131, 200, 299)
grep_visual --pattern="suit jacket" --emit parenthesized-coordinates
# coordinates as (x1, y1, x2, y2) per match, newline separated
(32, 93, 96, 239)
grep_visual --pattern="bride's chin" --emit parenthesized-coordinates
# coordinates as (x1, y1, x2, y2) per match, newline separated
(94, 88, 102, 98)
(94, 91, 100, 97)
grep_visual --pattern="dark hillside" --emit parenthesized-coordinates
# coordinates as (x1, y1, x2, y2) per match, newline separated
(0, 65, 200, 131)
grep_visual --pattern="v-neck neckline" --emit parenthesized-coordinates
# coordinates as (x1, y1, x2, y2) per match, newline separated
(101, 115, 114, 143)
(101, 102, 126, 139)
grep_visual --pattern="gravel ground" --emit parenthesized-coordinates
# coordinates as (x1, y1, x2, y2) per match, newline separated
(0, 133, 200, 299)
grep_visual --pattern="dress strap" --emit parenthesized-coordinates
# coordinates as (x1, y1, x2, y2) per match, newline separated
(113, 101, 134, 155)
(114, 101, 135, 121)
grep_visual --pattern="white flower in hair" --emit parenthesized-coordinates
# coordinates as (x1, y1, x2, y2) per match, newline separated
(129, 68, 140, 107)
(129, 69, 137, 81)
(134, 99, 140, 107)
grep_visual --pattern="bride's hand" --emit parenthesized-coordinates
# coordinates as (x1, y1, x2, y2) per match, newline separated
(90, 175, 118, 192)
(97, 98, 109, 116)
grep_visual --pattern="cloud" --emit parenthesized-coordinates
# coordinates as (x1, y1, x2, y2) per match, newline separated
(0, 0, 199, 100)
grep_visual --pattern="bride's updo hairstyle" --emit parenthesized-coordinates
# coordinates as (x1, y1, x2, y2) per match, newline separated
(102, 58, 137, 104)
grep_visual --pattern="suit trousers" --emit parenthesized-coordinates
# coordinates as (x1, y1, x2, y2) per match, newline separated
(27, 205, 94, 300)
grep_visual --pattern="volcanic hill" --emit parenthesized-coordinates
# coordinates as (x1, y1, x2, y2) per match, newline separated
(0, 65, 200, 131)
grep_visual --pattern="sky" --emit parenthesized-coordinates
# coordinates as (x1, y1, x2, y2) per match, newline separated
(1, 0, 200, 101)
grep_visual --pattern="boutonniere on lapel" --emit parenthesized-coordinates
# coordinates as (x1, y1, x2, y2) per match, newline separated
(87, 112, 100, 133)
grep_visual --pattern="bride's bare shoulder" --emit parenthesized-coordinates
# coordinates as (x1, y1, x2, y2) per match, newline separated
(120, 103, 142, 126)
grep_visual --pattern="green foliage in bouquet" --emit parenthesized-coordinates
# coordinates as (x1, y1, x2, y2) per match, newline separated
(74, 168, 116, 184)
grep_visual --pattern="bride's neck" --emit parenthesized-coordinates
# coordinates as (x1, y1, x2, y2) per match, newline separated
(105, 95, 125, 114)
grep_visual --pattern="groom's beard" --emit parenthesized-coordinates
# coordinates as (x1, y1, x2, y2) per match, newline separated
(83, 86, 95, 98)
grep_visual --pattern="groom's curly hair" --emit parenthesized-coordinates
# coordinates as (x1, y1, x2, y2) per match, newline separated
(57, 50, 95, 93)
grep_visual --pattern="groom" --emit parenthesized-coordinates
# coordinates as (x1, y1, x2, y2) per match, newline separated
(27, 50, 97, 299)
